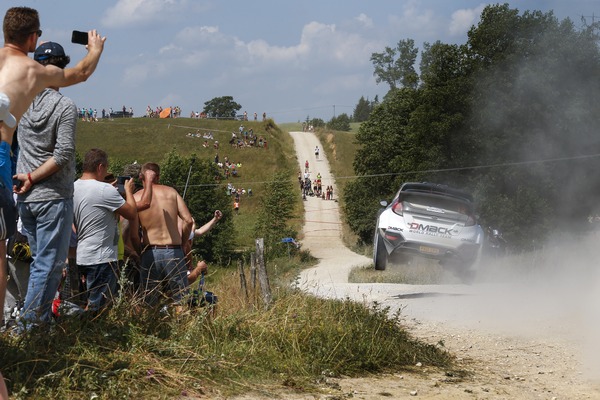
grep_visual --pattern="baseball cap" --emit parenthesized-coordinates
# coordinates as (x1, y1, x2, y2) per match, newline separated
(0, 93, 16, 128)
(34, 41, 66, 62)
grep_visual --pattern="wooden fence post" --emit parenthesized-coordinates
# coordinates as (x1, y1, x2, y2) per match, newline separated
(250, 253, 257, 290)
(238, 258, 248, 303)
(255, 238, 272, 309)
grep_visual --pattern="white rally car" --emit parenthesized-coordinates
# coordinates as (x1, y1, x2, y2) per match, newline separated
(373, 182, 484, 281)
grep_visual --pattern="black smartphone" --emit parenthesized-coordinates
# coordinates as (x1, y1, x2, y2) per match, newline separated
(116, 176, 131, 195)
(12, 177, 22, 190)
(71, 30, 88, 45)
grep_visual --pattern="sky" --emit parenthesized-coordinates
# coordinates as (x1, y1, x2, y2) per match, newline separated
(2, 0, 598, 122)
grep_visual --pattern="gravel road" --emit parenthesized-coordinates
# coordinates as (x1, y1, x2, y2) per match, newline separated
(288, 130, 600, 400)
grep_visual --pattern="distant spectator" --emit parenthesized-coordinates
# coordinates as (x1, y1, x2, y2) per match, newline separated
(234, 200, 240, 215)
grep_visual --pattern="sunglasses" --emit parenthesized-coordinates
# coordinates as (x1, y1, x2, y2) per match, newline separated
(31, 29, 42, 37)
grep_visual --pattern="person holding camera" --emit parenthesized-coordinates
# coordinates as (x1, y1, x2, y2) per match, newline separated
(11, 41, 79, 325)
(72, 149, 137, 312)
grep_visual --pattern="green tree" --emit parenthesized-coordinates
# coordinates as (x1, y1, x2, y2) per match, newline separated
(353, 96, 372, 122)
(254, 172, 297, 258)
(326, 113, 351, 131)
(310, 118, 325, 128)
(203, 96, 242, 119)
(304, 116, 325, 129)
(466, 5, 600, 244)
(370, 38, 419, 91)
(344, 88, 419, 243)
(346, 4, 600, 249)
(160, 150, 234, 263)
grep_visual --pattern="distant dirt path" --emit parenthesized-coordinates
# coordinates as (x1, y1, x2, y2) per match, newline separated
(289, 131, 371, 287)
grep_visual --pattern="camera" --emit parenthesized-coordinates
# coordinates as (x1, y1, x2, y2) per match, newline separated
(71, 30, 88, 45)
(116, 176, 131, 195)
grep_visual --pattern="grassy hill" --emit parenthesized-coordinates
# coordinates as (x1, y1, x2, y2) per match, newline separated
(76, 117, 303, 249)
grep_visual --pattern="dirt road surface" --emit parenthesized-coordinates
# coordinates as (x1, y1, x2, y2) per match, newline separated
(289, 131, 600, 400)
(235, 131, 600, 399)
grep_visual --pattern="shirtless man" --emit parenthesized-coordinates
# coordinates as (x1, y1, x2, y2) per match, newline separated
(0, 7, 105, 324)
(134, 162, 194, 307)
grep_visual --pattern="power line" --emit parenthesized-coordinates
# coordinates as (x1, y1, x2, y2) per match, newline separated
(179, 152, 600, 189)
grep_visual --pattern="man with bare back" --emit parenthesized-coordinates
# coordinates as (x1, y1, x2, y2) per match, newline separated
(134, 162, 194, 307)
(0, 7, 106, 325)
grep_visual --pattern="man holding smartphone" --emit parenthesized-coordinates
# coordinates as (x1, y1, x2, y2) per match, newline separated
(0, 6, 106, 327)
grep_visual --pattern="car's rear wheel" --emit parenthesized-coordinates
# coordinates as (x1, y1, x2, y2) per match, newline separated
(373, 231, 388, 271)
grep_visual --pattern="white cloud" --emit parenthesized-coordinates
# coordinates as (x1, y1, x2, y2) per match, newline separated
(355, 13, 373, 28)
(449, 4, 487, 36)
(116, 15, 382, 107)
(102, 0, 190, 28)
(158, 19, 379, 74)
(390, 1, 437, 32)
(175, 26, 226, 45)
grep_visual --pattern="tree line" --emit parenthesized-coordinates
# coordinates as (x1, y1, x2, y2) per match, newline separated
(343, 4, 600, 249)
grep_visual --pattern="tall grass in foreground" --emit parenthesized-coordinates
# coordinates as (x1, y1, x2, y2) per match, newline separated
(0, 269, 453, 399)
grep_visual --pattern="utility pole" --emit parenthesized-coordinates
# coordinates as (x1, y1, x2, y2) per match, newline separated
(581, 13, 600, 33)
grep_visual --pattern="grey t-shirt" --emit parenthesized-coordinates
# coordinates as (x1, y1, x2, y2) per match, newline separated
(73, 179, 125, 265)
(17, 88, 77, 202)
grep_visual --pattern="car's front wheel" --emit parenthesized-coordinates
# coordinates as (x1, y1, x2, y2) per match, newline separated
(373, 231, 388, 271)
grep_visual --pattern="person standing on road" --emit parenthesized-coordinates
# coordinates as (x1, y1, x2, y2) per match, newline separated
(315, 146, 320, 160)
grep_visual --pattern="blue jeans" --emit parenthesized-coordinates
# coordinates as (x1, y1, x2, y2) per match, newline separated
(18, 199, 73, 324)
(141, 247, 188, 306)
(78, 262, 118, 311)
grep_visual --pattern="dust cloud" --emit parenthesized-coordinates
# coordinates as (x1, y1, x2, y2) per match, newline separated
(473, 232, 600, 380)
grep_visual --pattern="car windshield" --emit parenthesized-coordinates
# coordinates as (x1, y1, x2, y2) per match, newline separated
(400, 192, 473, 216)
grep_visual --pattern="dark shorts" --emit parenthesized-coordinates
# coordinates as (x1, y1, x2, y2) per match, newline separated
(0, 181, 16, 240)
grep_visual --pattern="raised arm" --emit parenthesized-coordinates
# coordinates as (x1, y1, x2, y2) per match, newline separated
(135, 169, 156, 211)
(46, 30, 106, 89)
(116, 177, 137, 221)
(194, 210, 222, 237)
